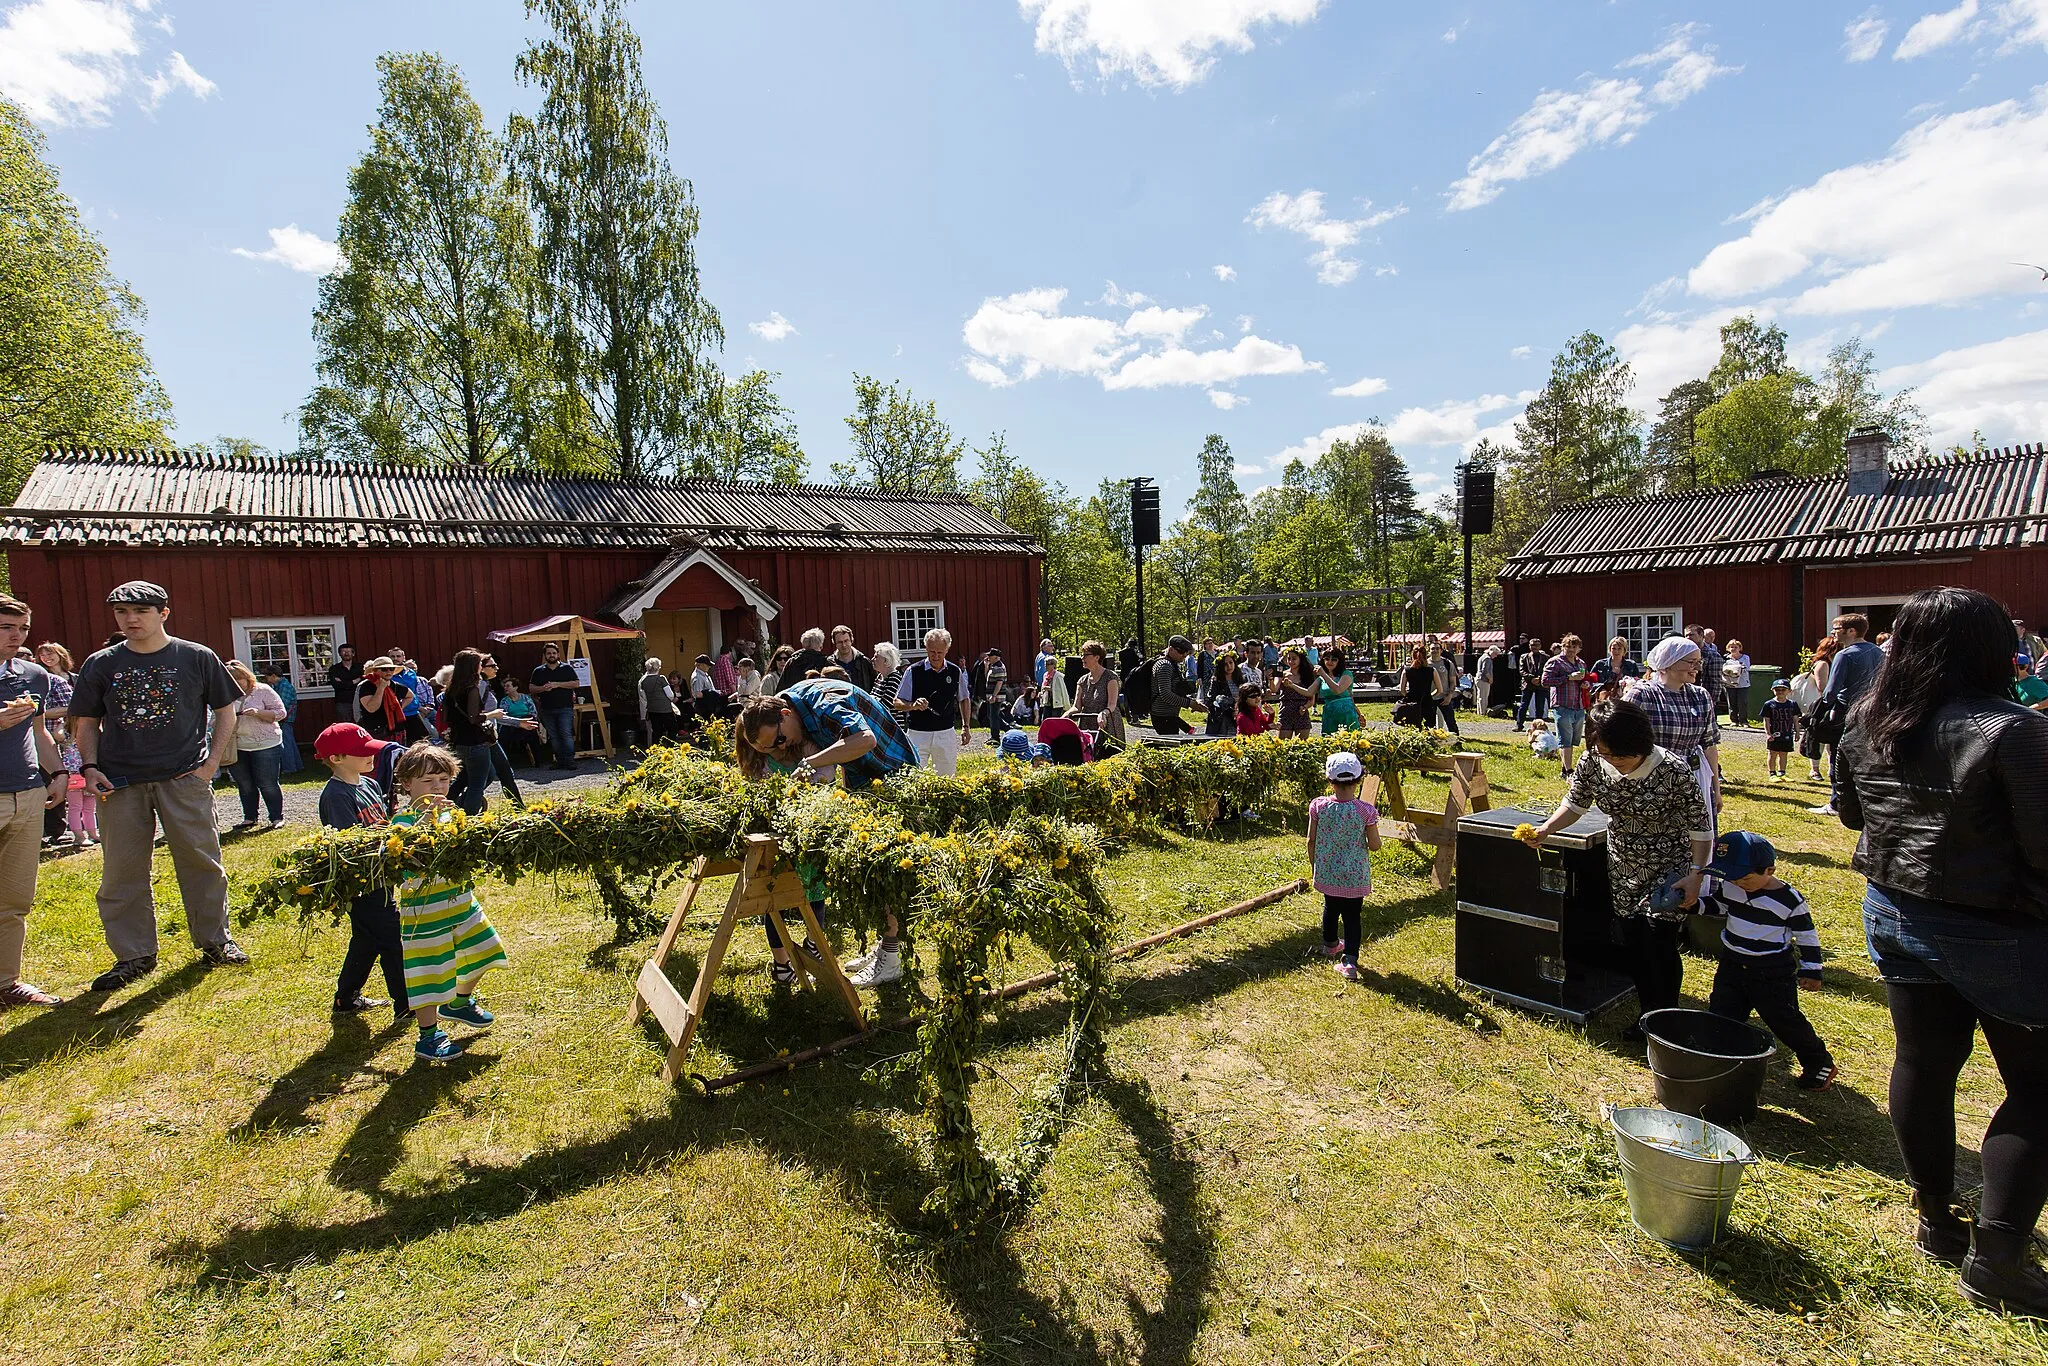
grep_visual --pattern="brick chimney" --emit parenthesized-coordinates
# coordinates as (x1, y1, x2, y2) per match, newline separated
(1844, 425, 1890, 497)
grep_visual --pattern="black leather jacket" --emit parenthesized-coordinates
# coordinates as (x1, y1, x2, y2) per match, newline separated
(1838, 695, 2048, 920)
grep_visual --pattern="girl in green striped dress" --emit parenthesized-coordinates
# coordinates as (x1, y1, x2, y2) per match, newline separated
(392, 744, 510, 1065)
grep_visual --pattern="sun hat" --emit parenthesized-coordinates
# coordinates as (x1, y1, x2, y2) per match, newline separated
(998, 729, 1034, 760)
(362, 656, 398, 673)
(314, 722, 391, 761)
(1030, 742, 1052, 762)
(1324, 751, 1364, 782)
(1771, 676, 1792, 690)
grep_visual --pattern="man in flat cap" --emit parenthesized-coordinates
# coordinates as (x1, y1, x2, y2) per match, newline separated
(68, 581, 250, 991)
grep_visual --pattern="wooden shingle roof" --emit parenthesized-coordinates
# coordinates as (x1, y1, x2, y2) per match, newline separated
(1502, 444, 2048, 580)
(0, 448, 1040, 555)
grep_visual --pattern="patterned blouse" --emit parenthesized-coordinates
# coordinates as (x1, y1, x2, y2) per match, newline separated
(1622, 678, 1721, 767)
(1308, 796, 1380, 897)
(1557, 747, 1711, 921)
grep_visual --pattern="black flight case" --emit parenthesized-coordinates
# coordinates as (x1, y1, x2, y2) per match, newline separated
(1453, 806, 1636, 1024)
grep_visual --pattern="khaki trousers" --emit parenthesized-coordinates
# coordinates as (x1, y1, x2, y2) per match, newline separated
(96, 774, 231, 962)
(0, 788, 44, 989)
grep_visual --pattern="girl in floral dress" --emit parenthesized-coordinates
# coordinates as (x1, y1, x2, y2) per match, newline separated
(1308, 751, 1382, 981)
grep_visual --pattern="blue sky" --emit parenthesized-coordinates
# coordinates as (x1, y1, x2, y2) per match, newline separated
(6, 1, 2048, 516)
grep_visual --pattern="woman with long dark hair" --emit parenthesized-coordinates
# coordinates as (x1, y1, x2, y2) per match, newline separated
(1839, 587, 2048, 1317)
(443, 650, 495, 815)
(1275, 647, 1315, 739)
(1316, 646, 1361, 734)
(1397, 644, 1436, 728)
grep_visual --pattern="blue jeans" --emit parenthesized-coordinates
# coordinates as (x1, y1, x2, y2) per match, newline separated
(447, 743, 498, 816)
(540, 707, 577, 765)
(1553, 707, 1586, 748)
(231, 745, 284, 823)
(1864, 882, 2048, 1028)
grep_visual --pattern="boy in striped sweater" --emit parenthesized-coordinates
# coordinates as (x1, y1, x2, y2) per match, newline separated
(1695, 831, 1838, 1091)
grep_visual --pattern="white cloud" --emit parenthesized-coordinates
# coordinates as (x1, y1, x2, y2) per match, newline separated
(962, 285, 1318, 392)
(1385, 391, 1536, 448)
(1095, 280, 1153, 308)
(1271, 421, 1374, 467)
(1686, 92, 2048, 314)
(231, 224, 340, 275)
(1878, 328, 2048, 447)
(1844, 11, 1890, 60)
(1122, 304, 1207, 341)
(1442, 26, 1460, 43)
(1894, 1, 1980, 59)
(1247, 189, 1404, 285)
(1213, 394, 1250, 412)
(1235, 314, 1254, 333)
(1104, 334, 1318, 390)
(0, 0, 215, 126)
(1020, 0, 1324, 89)
(1212, 263, 1236, 282)
(748, 311, 798, 342)
(1613, 307, 1758, 410)
(1330, 374, 1388, 397)
(1446, 25, 1736, 211)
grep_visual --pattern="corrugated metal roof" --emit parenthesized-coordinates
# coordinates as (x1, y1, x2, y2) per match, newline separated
(1501, 443, 2048, 580)
(0, 448, 1042, 555)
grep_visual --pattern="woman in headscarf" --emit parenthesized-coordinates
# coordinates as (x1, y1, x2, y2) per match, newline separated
(1624, 636, 1724, 837)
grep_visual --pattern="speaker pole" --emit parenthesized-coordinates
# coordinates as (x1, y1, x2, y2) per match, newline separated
(1458, 460, 1474, 672)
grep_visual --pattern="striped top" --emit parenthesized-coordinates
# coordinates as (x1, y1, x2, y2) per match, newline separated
(1700, 876, 1822, 979)
(392, 807, 482, 923)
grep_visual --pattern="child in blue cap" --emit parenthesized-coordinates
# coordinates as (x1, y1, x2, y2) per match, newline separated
(998, 728, 1035, 763)
(1693, 830, 1838, 1091)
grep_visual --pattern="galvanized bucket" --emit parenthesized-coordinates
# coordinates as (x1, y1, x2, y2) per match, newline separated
(1607, 1104, 1756, 1250)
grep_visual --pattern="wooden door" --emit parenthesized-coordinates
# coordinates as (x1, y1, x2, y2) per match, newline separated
(640, 610, 710, 678)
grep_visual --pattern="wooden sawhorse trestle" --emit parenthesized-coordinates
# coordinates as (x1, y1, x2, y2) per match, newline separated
(1360, 751, 1491, 890)
(627, 833, 865, 1084)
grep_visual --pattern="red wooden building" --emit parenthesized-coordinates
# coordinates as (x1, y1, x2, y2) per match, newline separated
(1501, 442, 2048, 669)
(1, 448, 1042, 738)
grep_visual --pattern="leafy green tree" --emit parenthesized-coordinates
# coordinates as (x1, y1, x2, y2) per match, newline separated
(1313, 427, 1419, 589)
(1707, 315, 1790, 393)
(1512, 331, 1642, 502)
(1188, 434, 1248, 593)
(1645, 379, 1716, 493)
(305, 52, 561, 468)
(1814, 338, 1927, 458)
(688, 369, 805, 483)
(1151, 523, 1212, 642)
(1253, 497, 1358, 601)
(833, 374, 964, 496)
(966, 432, 1072, 630)
(510, 0, 724, 478)
(1691, 373, 1826, 482)
(0, 93, 170, 500)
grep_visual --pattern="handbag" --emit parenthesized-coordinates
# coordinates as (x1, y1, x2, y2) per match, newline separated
(1809, 696, 1848, 746)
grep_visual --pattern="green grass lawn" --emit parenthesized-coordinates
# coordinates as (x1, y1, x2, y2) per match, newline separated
(2, 727, 2042, 1364)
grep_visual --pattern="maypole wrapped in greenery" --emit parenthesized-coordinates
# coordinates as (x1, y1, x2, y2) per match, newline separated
(248, 727, 1445, 1220)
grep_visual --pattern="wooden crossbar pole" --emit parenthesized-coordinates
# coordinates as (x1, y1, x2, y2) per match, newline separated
(698, 877, 1308, 1093)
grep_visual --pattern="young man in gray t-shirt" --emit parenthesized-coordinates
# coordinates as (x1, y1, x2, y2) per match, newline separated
(68, 580, 250, 991)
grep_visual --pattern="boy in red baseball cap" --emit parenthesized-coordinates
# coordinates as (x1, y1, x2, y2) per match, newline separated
(314, 723, 407, 1020)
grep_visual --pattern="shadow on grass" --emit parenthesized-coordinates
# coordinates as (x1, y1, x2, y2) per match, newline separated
(229, 1013, 400, 1140)
(1744, 1078, 1905, 1179)
(329, 1048, 501, 1198)
(1695, 1227, 1844, 1315)
(0, 959, 210, 1078)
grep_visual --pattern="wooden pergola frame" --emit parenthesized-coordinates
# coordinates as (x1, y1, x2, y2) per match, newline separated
(488, 614, 643, 759)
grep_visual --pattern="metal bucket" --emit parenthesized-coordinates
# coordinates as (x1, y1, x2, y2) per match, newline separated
(1641, 1008, 1775, 1124)
(1607, 1104, 1756, 1250)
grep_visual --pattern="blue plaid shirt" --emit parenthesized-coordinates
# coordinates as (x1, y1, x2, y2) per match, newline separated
(782, 679, 919, 789)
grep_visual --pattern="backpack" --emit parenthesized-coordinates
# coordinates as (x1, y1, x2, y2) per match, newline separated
(1121, 658, 1154, 716)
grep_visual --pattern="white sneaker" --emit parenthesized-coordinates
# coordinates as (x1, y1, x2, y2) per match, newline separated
(841, 945, 877, 975)
(847, 946, 902, 989)
(1808, 803, 1837, 815)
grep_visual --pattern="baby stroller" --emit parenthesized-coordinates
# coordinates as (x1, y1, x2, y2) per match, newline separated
(1036, 715, 1093, 766)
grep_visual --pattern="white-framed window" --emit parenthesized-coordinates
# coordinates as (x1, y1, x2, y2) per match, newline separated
(231, 617, 347, 699)
(1825, 594, 1913, 638)
(1607, 607, 1681, 663)
(891, 601, 945, 655)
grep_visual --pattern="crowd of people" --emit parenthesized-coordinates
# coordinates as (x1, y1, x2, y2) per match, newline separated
(4, 578, 2046, 1316)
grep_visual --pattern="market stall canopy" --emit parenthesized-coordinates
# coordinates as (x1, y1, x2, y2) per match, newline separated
(488, 614, 644, 644)
(1279, 635, 1354, 650)
(1384, 631, 1505, 649)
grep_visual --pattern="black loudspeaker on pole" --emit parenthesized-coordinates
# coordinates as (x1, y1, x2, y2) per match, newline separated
(1130, 479, 1160, 652)
(1457, 464, 1495, 671)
